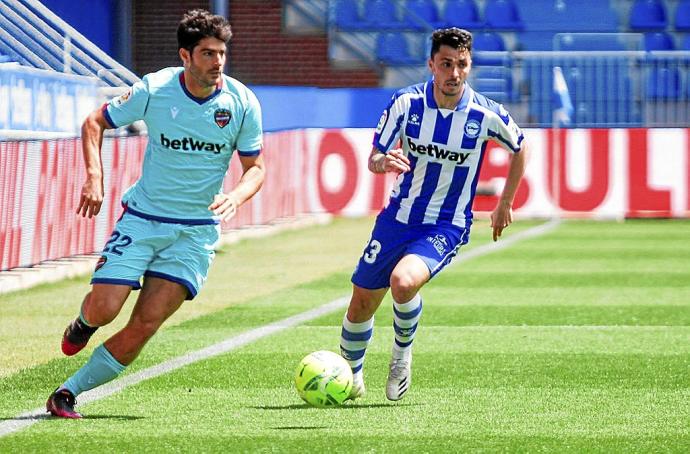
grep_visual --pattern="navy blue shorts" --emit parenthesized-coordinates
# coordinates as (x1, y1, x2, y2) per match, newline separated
(351, 215, 470, 290)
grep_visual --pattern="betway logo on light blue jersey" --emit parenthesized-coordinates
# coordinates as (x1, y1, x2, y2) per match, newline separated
(160, 133, 226, 153)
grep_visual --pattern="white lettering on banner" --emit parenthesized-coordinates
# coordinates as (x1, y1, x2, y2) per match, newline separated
(55, 86, 75, 132)
(75, 86, 97, 126)
(304, 128, 690, 219)
(10, 77, 32, 128)
(36, 82, 53, 130)
(1, 129, 689, 271)
(0, 84, 10, 127)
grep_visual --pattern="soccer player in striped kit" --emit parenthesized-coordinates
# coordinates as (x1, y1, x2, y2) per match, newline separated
(340, 28, 529, 401)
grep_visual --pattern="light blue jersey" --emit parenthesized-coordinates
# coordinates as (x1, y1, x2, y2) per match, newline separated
(104, 67, 263, 224)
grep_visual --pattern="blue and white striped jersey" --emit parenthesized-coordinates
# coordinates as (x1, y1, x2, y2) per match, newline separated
(373, 80, 524, 228)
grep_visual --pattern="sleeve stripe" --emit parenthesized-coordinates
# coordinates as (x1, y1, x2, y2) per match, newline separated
(238, 149, 261, 156)
(102, 104, 118, 129)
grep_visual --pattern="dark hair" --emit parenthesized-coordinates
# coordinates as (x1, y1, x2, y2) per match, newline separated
(177, 9, 232, 51)
(430, 28, 472, 58)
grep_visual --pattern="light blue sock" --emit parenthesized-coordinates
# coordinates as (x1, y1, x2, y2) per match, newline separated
(61, 344, 126, 396)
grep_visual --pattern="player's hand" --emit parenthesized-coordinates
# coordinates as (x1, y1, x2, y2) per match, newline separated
(490, 200, 513, 242)
(384, 149, 411, 174)
(209, 193, 240, 221)
(76, 176, 104, 218)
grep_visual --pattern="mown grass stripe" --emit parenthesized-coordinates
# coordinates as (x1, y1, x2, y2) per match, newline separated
(0, 220, 557, 437)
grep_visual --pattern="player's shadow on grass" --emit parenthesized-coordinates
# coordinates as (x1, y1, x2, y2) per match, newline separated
(252, 403, 418, 410)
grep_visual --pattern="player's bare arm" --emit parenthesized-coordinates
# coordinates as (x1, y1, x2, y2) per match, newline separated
(77, 107, 112, 218)
(209, 153, 266, 221)
(491, 141, 529, 242)
(368, 146, 411, 174)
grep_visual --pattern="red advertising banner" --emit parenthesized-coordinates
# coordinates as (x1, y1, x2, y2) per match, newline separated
(1, 128, 688, 271)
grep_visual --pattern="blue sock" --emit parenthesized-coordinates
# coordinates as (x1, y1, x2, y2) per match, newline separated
(61, 344, 126, 396)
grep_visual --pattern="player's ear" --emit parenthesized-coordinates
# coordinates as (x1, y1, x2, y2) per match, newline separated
(179, 47, 190, 66)
(427, 57, 433, 72)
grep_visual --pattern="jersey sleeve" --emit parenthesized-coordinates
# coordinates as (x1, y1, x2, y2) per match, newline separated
(103, 78, 150, 128)
(372, 92, 407, 154)
(236, 89, 263, 156)
(487, 104, 524, 153)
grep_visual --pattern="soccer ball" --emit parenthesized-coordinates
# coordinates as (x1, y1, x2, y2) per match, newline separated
(294, 350, 353, 407)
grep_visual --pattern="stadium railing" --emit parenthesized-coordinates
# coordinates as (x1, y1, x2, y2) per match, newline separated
(0, 0, 137, 88)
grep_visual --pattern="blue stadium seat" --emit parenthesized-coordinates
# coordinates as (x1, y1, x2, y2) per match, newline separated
(333, 0, 363, 30)
(472, 66, 515, 102)
(518, 0, 618, 32)
(402, 0, 441, 30)
(376, 32, 422, 65)
(630, 0, 667, 31)
(515, 31, 557, 50)
(675, 0, 690, 31)
(683, 34, 690, 50)
(644, 32, 675, 50)
(441, 0, 483, 29)
(646, 67, 682, 100)
(473, 31, 506, 51)
(363, 0, 401, 30)
(484, 0, 522, 30)
(555, 33, 626, 51)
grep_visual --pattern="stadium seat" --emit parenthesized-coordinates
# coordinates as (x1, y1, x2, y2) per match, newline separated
(644, 32, 675, 50)
(471, 66, 515, 102)
(333, 0, 363, 30)
(402, 0, 441, 30)
(646, 67, 682, 100)
(484, 0, 522, 30)
(362, 0, 401, 30)
(441, 0, 483, 29)
(682, 34, 690, 50)
(472, 31, 506, 51)
(630, 0, 667, 31)
(554, 33, 626, 51)
(518, 0, 618, 32)
(675, 0, 690, 31)
(376, 32, 422, 65)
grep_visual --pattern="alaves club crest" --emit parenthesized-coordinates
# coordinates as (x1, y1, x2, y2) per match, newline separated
(214, 108, 231, 128)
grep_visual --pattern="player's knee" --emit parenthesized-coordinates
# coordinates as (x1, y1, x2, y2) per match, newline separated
(83, 291, 125, 326)
(389, 272, 421, 303)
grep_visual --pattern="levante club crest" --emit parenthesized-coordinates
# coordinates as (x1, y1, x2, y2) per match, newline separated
(214, 108, 231, 128)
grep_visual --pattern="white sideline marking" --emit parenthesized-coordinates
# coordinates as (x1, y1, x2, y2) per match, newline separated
(0, 219, 559, 437)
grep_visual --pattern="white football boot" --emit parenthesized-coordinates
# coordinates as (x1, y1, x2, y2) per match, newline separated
(386, 353, 412, 401)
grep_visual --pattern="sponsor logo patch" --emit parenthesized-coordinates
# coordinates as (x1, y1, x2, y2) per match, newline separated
(375, 110, 388, 133)
(214, 108, 231, 128)
(112, 89, 131, 107)
(427, 234, 448, 256)
(463, 119, 481, 139)
(95, 255, 107, 271)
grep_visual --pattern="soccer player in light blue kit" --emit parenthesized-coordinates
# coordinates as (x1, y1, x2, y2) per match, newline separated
(340, 28, 529, 401)
(46, 10, 265, 418)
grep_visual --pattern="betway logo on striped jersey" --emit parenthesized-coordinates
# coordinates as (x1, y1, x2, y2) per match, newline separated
(160, 133, 226, 153)
(407, 138, 470, 164)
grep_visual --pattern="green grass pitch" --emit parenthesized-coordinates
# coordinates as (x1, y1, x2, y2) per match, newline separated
(0, 217, 688, 452)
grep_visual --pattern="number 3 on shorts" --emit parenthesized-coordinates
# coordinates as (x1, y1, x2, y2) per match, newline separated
(363, 239, 382, 264)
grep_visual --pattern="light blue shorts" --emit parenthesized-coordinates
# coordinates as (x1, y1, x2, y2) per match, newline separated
(351, 214, 470, 290)
(91, 210, 220, 300)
